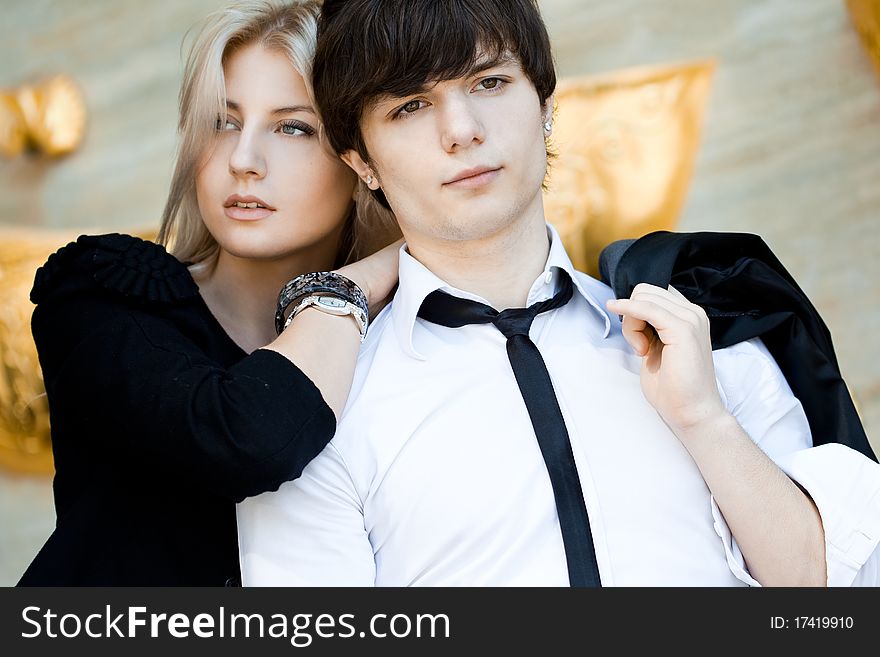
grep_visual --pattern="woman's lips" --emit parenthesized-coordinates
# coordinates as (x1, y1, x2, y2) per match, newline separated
(223, 194, 275, 221)
(223, 194, 275, 220)
(224, 205, 274, 221)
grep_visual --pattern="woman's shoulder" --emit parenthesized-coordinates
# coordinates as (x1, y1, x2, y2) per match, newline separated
(30, 232, 200, 306)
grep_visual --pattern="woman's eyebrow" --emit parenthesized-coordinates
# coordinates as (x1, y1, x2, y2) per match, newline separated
(271, 105, 315, 115)
(225, 100, 314, 115)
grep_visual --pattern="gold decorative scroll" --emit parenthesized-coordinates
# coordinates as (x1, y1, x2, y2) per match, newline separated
(0, 227, 157, 475)
(0, 94, 27, 158)
(847, 0, 880, 79)
(0, 75, 87, 158)
(543, 59, 716, 277)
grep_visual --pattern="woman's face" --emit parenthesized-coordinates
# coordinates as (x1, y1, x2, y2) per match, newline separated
(196, 43, 356, 265)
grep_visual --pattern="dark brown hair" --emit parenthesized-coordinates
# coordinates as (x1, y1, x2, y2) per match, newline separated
(313, 0, 556, 163)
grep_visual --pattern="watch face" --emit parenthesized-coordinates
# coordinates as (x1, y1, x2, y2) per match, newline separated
(318, 296, 347, 308)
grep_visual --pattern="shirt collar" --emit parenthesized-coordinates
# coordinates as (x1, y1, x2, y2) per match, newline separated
(391, 223, 612, 360)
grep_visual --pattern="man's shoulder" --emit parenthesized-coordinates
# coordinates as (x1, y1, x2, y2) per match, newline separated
(713, 337, 782, 380)
(351, 300, 405, 378)
(358, 301, 395, 357)
(336, 301, 409, 434)
(712, 337, 796, 416)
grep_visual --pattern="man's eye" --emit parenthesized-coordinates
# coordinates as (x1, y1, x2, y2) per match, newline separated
(477, 77, 504, 91)
(396, 100, 424, 117)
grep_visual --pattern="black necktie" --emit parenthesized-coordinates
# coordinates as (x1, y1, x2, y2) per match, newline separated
(418, 271, 601, 587)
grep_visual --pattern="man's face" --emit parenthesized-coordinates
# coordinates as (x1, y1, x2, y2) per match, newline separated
(347, 56, 552, 251)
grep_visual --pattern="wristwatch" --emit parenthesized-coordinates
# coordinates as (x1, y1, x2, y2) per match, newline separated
(285, 294, 369, 342)
(275, 270, 369, 336)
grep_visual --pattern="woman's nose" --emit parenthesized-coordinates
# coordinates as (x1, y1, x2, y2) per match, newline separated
(228, 129, 267, 179)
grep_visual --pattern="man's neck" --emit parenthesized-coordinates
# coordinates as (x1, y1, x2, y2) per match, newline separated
(406, 210, 551, 311)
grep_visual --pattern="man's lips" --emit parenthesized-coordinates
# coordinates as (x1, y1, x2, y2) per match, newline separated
(443, 166, 502, 189)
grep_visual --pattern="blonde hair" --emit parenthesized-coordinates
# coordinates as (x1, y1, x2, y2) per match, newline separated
(158, 0, 398, 267)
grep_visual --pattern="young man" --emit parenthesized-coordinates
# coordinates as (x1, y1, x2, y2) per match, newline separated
(236, 0, 879, 586)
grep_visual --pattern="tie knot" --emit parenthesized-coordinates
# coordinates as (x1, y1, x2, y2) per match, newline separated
(417, 270, 574, 338)
(493, 307, 538, 339)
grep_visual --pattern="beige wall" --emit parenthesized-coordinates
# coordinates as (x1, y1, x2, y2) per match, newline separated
(0, 0, 222, 231)
(542, 0, 880, 447)
(1, 0, 878, 584)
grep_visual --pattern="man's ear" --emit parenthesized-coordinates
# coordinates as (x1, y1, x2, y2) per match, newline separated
(542, 93, 556, 132)
(341, 150, 379, 190)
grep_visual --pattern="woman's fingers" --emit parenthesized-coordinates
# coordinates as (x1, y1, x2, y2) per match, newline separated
(385, 237, 406, 252)
(336, 239, 404, 313)
(372, 237, 405, 261)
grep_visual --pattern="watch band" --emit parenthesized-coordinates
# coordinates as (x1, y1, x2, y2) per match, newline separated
(284, 294, 368, 342)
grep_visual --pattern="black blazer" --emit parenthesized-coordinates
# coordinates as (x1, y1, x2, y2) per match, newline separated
(17, 234, 336, 585)
(599, 230, 876, 462)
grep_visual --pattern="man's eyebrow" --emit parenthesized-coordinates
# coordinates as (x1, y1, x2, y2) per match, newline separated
(469, 52, 515, 75)
(371, 54, 518, 109)
(225, 100, 315, 115)
(370, 87, 431, 111)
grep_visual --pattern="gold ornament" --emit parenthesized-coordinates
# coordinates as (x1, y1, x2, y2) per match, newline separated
(543, 59, 716, 277)
(847, 0, 880, 80)
(0, 75, 87, 158)
(0, 227, 157, 475)
(0, 92, 27, 158)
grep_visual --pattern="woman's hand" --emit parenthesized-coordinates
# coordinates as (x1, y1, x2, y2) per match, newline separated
(605, 283, 728, 438)
(336, 238, 404, 318)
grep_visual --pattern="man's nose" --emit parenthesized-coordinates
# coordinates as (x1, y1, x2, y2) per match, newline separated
(439, 96, 485, 153)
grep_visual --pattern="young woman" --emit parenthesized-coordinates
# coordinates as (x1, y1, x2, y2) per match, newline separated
(17, 0, 400, 586)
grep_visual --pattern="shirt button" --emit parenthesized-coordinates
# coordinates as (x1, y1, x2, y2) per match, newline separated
(544, 271, 553, 284)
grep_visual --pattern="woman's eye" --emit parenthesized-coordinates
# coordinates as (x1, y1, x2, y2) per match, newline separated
(278, 120, 315, 136)
(215, 117, 238, 131)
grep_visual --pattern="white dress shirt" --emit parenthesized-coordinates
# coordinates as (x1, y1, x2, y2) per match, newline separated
(237, 225, 880, 586)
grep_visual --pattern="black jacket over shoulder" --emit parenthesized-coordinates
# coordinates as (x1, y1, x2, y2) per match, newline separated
(599, 230, 876, 462)
(17, 234, 336, 586)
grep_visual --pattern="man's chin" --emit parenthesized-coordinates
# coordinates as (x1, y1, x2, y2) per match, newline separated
(433, 213, 525, 244)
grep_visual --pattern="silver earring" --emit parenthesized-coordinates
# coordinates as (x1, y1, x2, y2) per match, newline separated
(543, 121, 553, 133)
(366, 175, 374, 185)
